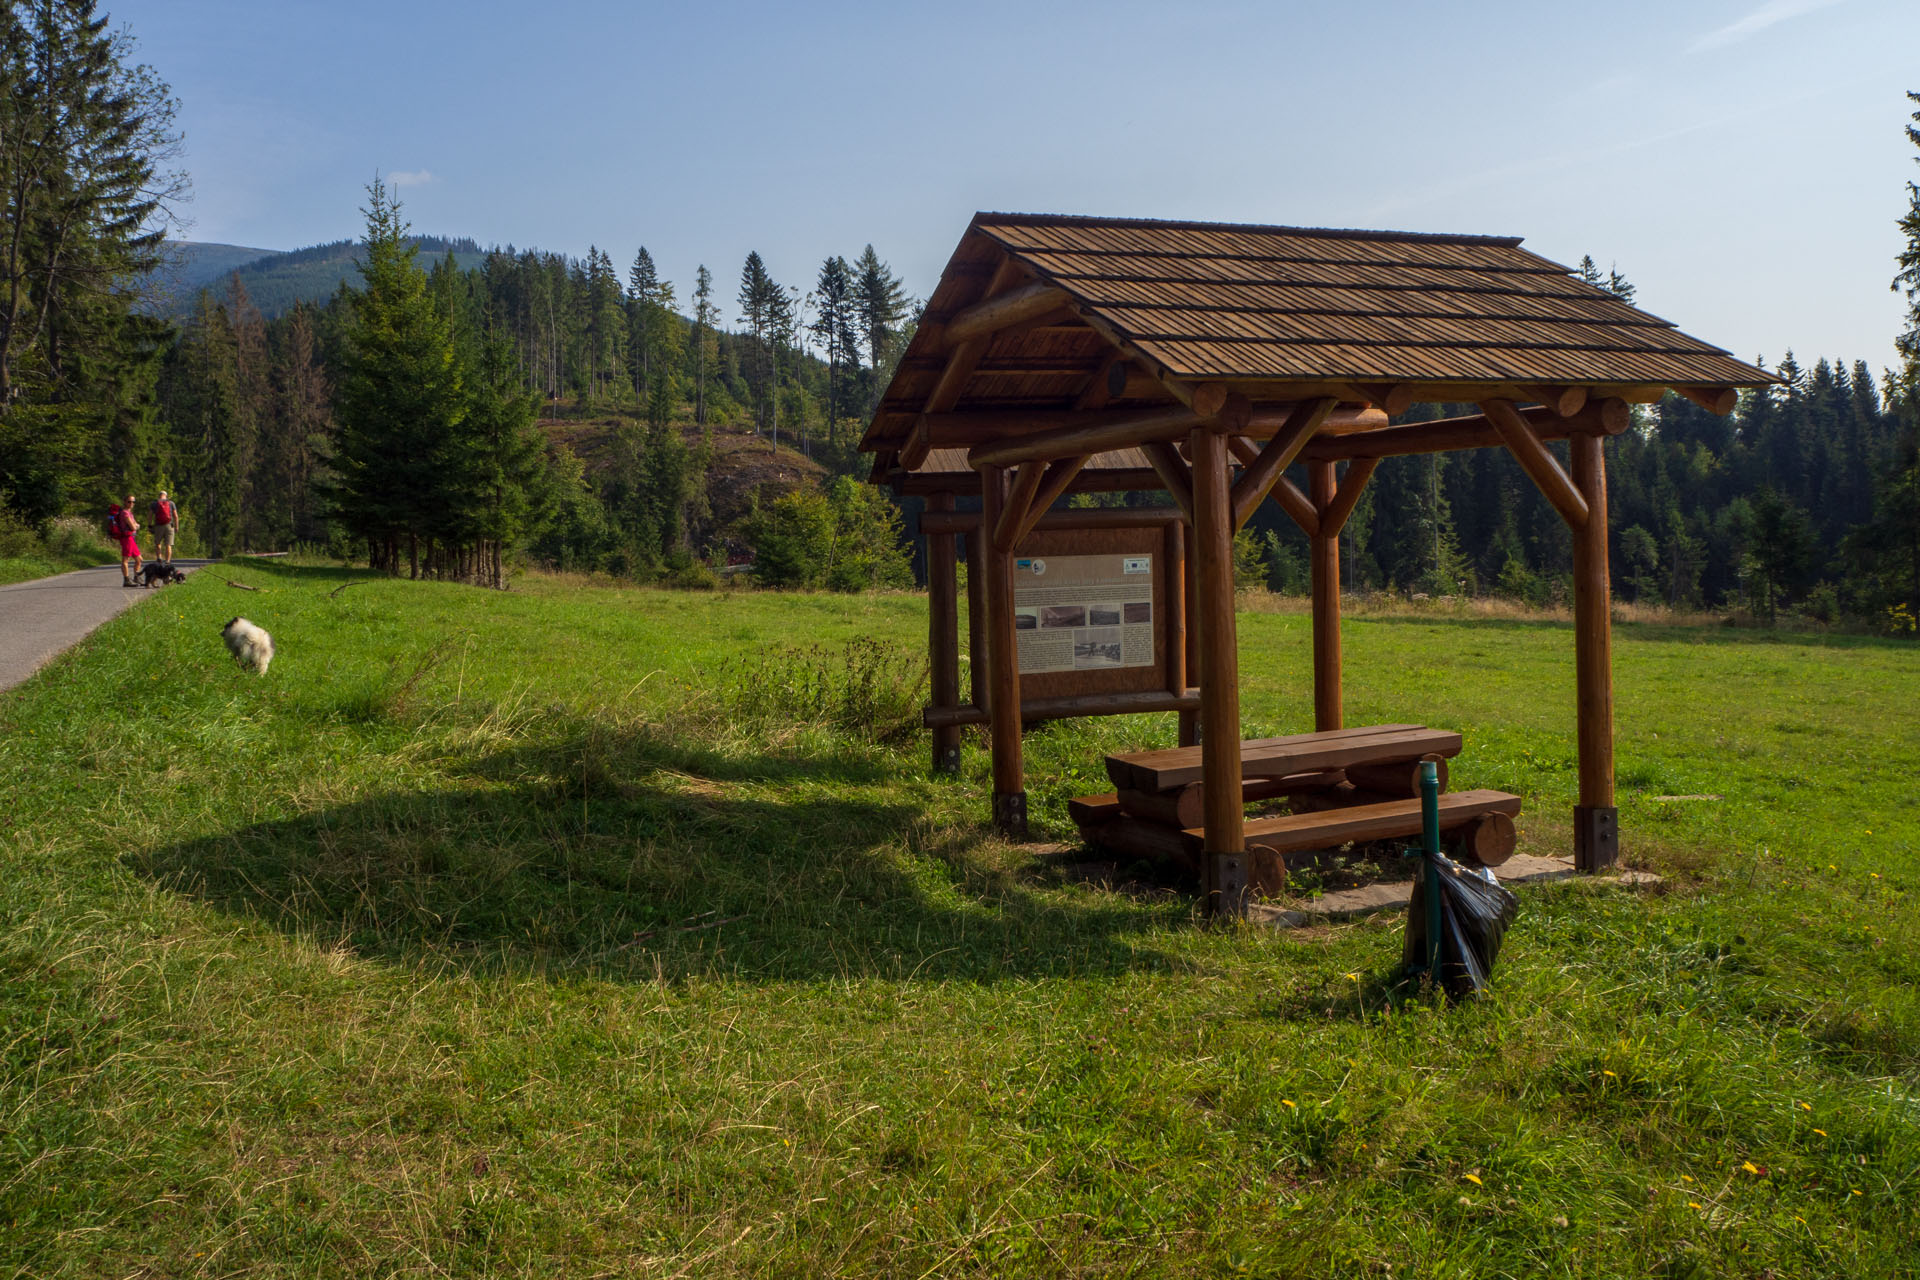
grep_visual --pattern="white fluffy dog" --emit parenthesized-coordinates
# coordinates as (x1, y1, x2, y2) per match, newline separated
(222, 617, 274, 674)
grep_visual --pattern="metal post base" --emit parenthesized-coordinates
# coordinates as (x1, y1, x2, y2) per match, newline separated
(992, 790, 1029, 841)
(1204, 850, 1249, 920)
(1573, 805, 1618, 872)
(932, 741, 961, 775)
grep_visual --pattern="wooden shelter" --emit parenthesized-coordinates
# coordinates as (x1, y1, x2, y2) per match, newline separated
(861, 213, 1771, 916)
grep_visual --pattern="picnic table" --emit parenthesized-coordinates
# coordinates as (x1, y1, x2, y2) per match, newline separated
(1069, 723, 1521, 894)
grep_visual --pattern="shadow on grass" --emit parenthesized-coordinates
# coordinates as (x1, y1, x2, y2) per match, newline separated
(126, 723, 1178, 984)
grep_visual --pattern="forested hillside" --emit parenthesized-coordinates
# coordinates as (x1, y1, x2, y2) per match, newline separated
(2, 1, 1916, 627)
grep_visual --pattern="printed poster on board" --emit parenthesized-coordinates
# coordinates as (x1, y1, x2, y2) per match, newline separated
(1011, 553, 1154, 675)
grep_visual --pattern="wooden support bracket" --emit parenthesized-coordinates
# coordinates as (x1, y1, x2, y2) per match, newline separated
(1319, 458, 1379, 538)
(1225, 436, 1317, 535)
(1481, 398, 1590, 529)
(994, 460, 1047, 551)
(1229, 396, 1335, 530)
(997, 455, 1089, 550)
(1143, 441, 1196, 523)
(1020, 456, 1089, 535)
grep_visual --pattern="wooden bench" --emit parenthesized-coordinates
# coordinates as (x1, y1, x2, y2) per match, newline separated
(1072, 723, 1522, 884)
(1180, 789, 1522, 857)
(1105, 723, 1461, 793)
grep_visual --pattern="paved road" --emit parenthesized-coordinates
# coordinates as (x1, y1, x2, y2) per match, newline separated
(0, 560, 212, 693)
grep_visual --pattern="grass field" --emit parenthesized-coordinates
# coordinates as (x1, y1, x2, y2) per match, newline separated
(2, 561, 1916, 1277)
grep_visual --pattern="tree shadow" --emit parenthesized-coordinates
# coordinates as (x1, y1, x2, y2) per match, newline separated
(126, 725, 1180, 984)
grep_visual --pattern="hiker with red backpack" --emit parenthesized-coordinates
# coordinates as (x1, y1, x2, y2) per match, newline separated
(107, 494, 142, 586)
(149, 490, 179, 562)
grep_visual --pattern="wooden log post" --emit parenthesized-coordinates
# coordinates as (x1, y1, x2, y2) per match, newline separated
(1190, 427, 1247, 919)
(1163, 517, 1189, 704)
(1179, 519, 1200, 747)
(926, 493, 962, 775)
(1309, 460, 1342, 732)
(1570, 432, 1618, 870)
(979, 465, 1027, 838)
(964, 527, 986, 714)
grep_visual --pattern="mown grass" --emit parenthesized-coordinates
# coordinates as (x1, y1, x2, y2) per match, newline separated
(1, 560, 1916, 1277)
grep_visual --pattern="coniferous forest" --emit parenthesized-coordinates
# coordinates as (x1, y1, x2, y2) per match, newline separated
(3, 1, 1918, 630)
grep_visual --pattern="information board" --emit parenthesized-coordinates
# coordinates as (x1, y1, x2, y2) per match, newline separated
(1012, 553, 1155, 675)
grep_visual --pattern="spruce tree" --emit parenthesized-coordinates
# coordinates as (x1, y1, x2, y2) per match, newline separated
(0, 0, 184, 516)
(737, 251, 779, 439)
(692, 265, 717, 425)
(854, 244, 906, 387)
(811, 255, 858, 448)
(328, 178, 466, 577)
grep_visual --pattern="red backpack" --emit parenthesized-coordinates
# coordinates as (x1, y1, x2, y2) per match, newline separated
(154, 498, 175, 525)
(106, 507, 130, 538)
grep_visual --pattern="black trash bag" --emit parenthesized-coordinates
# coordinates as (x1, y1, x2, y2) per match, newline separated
(1402, 853, 1520, 999)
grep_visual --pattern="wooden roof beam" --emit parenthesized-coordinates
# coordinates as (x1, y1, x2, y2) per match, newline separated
(939, 280, 1073, 350)
(1522, 385, 1588, 417)
(902, 256, 1026, 469)
(1354, 383, 1416, 415)
(966, 404, 1203, 469)
(1674, 385, 1738, 415)
(1230, 397, 1336, 530)
(1300, 398, 1630, 462)
(1481, 398, 1589, 529)
(1074, 351, 1125, 411)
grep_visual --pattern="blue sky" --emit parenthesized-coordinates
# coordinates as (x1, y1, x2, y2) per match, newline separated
(121, 0, 1920, 372)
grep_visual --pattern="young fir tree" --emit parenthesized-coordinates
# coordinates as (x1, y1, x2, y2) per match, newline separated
(692, 265, 717, 425)
(328, 178, 467, 577)
(461, 335, 545, 587)
(628, 246, 660, 395)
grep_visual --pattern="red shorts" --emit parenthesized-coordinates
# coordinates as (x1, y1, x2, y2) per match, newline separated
(118, 534, 140, 558)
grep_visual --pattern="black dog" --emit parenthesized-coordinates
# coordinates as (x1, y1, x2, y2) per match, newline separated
(138, 562, 187, 587)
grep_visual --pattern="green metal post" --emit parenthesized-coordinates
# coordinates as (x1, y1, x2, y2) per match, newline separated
(1420, 758, 1442, 978)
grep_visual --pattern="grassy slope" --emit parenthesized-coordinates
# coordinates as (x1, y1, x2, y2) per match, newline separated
(1, 562, 1916, 1277)
(0, 520, 118, 586)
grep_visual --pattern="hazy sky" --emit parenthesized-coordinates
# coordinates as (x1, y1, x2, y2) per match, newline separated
(119, 0, 1920, 373)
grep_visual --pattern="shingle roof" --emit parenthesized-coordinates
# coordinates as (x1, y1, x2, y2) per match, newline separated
(972, 212, 1764, 388)
(862, 213, 1771, 466)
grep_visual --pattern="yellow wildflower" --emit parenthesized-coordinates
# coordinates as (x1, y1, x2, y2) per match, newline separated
(1463, 1173, 1482, 1186)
